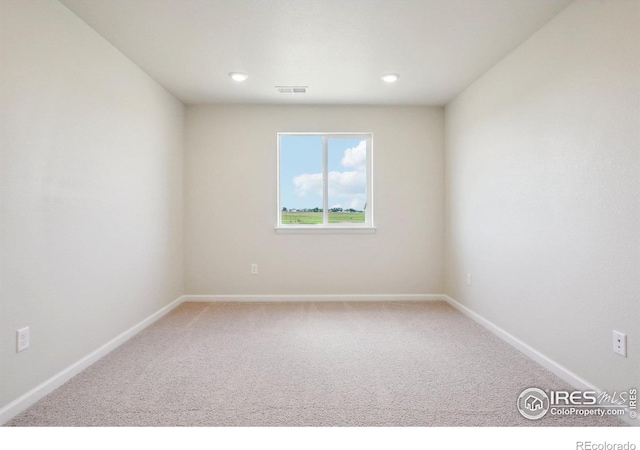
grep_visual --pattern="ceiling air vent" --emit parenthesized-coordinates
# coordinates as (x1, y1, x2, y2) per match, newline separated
(276, 86, 307, 94)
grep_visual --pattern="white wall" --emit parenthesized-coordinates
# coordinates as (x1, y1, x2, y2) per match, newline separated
(185, 105, 444, 296)
(445, 0, 639, 392)
(0, 0, 184, 410)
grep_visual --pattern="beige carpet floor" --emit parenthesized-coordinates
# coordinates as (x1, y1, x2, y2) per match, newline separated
(6, 301, 625, 426)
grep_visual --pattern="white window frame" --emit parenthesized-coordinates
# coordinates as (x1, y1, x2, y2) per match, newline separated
(276, 132, 375, 233)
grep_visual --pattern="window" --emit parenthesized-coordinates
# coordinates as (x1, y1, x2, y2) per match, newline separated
(277, 133, 374, 231)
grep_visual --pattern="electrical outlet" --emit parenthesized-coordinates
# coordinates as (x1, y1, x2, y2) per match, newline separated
(466, 273, 472, 286)
(17, 327, 30, 352)
(613, 330, 626, 357)
(251, 263, 258, 275)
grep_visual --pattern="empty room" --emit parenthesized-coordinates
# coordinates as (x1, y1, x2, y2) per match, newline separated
(1, 0, 638, 442)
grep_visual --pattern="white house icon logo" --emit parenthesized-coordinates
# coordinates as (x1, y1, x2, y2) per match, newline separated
(525, 395, 543, 411)
(517, 388, 550, 420)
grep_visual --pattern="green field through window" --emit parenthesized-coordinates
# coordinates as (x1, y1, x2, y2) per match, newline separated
(281, 211, 365, 225)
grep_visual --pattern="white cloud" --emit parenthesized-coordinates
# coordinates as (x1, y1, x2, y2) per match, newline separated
(341, 140, 367, 169)
(292, 140, 367, 210)
(328, 169, 365, 195)
(293, 172, 323, 197)
(294, 170, 364, 197)
(331, 140, 367, 209)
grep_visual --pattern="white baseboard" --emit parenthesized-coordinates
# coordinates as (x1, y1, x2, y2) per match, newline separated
(441, 295, 597, 390)
(442, 295, 639, 427)
(184, 294, 446, 302)
(0, 295, 186, 426)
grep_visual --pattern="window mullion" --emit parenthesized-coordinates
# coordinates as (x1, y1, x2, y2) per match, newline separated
(366, 136, 372, 226)
(322, 136, 328, 225)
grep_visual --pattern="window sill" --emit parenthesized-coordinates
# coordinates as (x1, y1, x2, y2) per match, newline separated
(275, 226, 376, 234)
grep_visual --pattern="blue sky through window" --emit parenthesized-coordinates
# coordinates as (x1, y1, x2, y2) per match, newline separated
(280, 135, 367, 211)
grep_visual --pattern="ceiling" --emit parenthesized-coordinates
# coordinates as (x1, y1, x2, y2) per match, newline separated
(59, 0, 573, 106)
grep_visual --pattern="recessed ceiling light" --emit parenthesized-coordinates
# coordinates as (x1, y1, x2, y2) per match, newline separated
(381, 73, 399, 83)
(229, 72, 248, 82)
